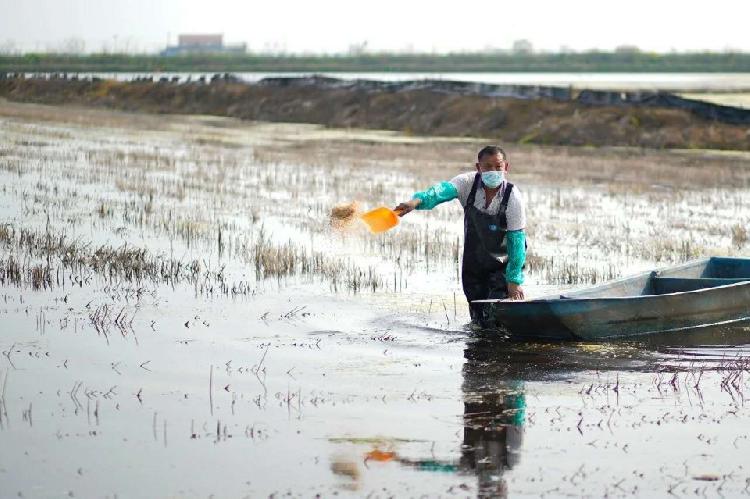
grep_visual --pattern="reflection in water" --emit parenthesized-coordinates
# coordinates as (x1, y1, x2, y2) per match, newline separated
(348, 336, 530, 495)
(461, 336, 526, 497)
(455, 321, 750, 495)
(338, 320, 750, 493)
(330, 455, 362, 491)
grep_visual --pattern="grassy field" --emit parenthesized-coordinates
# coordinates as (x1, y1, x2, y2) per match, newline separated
(4, 52, 750, 73)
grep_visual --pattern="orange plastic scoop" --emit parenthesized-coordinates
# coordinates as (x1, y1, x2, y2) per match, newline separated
(360, 207, 402, 233)
(365, 449, 397, 462)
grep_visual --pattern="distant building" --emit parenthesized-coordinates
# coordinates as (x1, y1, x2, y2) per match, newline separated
(511, 39, 534, 55)
(161, 34, 246, 56)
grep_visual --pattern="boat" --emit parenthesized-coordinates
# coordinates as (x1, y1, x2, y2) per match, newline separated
(475, 256, 750, 340)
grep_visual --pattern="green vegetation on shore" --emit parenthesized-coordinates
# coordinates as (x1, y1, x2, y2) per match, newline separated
(3, 52, 750, 73)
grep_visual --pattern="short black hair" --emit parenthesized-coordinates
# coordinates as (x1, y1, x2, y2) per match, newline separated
(477, 145, 507, 162)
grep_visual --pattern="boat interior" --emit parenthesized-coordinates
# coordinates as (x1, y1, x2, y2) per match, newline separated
(559, 257, 750, 299)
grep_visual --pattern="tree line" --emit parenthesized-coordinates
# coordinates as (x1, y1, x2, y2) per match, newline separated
(2, 52, 750, 73)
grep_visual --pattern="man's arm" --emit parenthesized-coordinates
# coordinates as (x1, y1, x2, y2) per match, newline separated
(396, 181, 458, 214)
(505, 230, 526, 300)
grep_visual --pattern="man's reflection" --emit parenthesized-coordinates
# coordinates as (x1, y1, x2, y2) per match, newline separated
(460, 335, 526, 497)
(346, 335, 528, 496)
(335, 322, 750, 493)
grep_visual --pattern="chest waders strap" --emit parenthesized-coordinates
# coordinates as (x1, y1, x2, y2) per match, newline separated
(498, 183, 513, 226)
(499, 182, 514, 210)
(466, 173, 481, 207)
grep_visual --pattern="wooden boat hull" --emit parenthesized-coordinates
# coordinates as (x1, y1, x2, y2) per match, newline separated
(476, 257, 750, 340)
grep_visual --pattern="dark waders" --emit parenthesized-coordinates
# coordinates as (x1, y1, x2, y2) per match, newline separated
(461, 174, 514, 323)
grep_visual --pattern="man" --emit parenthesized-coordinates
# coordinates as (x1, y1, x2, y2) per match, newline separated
(396, 145, 526, 322)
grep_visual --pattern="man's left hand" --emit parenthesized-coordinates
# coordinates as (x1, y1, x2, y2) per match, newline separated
(507, 283, 525, 301)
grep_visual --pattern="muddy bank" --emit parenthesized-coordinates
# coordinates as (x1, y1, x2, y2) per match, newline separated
(1, 76, 749, 150)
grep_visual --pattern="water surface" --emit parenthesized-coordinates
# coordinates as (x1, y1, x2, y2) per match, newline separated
(1, 101, 749, 497)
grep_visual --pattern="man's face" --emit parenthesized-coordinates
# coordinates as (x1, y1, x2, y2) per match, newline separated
(475, 153, 508, 173)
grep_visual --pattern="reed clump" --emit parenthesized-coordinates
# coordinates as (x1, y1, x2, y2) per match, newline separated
(0, 224, 210, 289)
(731, 223, 748, 249)
(525, 252, 620, 285)
(251, 227, 382, 292)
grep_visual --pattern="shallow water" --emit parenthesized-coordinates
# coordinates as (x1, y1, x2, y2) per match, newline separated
(1, 101, 750, 497)
(3, 285, 750, 497)
(31, 71, 750, 92)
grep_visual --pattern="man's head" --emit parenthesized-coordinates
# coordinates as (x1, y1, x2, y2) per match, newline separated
(475, 145, 509, 173)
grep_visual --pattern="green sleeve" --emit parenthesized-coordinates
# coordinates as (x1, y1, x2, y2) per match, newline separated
(505, 230, 526, 285)
(412, 181, 458, 210)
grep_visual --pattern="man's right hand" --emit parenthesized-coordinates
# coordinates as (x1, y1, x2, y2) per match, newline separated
(507, 282, 525, 301)
(394, 198, 421, 216)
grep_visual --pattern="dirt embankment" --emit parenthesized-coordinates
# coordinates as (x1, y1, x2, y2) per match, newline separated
(1, 77, 749, 150)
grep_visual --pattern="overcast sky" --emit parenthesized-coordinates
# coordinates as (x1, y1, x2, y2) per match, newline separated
(1, 0, 749, 54)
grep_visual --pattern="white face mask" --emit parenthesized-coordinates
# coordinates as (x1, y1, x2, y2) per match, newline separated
(481, 170, 505, 188)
